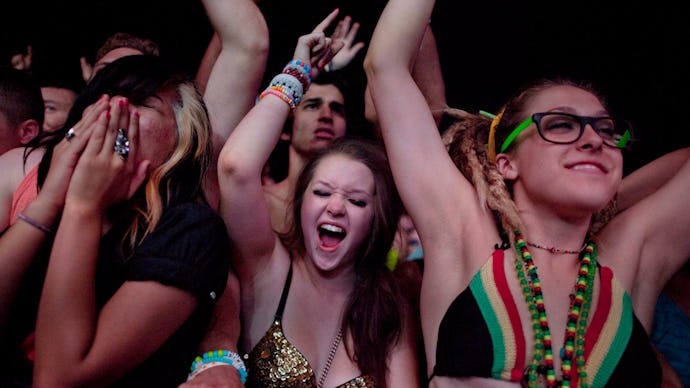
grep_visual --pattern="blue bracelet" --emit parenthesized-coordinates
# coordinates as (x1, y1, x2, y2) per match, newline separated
(188, 350, 247, 384)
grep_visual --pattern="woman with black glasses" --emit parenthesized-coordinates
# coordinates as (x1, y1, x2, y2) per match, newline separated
(364, 0, 690, 386)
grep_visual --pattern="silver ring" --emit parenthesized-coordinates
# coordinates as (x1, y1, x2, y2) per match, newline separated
(65, 127, 76, 141)
(114, 128, 130, 159)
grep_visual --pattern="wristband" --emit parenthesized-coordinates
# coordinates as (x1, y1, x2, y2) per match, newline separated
(17, 213, 53, 234)
(260, 73, 304, 109)
(187, 350, 247, 384)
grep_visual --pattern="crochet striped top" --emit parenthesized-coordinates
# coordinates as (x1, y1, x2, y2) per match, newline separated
(432, 249, 660, 387)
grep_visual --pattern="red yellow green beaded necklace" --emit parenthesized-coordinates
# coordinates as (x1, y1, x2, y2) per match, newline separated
(514, 232, 597, 387)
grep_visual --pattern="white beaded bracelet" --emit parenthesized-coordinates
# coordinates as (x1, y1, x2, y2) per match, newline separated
(187, 350, 247, 384)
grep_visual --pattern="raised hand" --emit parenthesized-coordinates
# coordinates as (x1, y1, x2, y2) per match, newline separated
(292, 9, 346, 79)
(328, 16, 365, 71)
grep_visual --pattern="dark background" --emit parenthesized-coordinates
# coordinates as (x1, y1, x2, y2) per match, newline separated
(2, 0, 688, 174)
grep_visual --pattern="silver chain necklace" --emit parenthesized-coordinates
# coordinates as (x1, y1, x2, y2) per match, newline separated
(318, 327, 343, 388)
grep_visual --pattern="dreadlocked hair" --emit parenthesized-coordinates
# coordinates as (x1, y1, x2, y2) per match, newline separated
(590, 195, 618, 238)
(444, 108, 523, 243)
(447, 78, 619, 243)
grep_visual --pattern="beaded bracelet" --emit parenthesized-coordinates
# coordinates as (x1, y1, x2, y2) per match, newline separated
(260, 88, 294, 108)
(260, 73, 304, 109)
(282, 59, 313, 91)
(187, 350, 248, 384)
(17, 213, 53, 234)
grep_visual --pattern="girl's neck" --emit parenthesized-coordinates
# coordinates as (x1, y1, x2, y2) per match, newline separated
(517, 205, 591, 258)
(296, 255, 355, 297)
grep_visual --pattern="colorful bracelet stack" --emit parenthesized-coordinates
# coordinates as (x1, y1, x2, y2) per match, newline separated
(187, 350, 248, 384)
(259, 60, 313, 109)
(283, 59, 312, 91)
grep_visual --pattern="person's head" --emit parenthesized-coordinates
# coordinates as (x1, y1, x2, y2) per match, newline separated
(0, 66, 43, 154)
(281, 138, 404, 385)
(283, 138, 402, 271)
(495, 79, 626, 210)
(39, 78, 80, 133)
(284, 72, 349, 157)
(39, 55, 211, 245)
(447, 78, 629, 235)
(90, 32, 160, 80)
(266, 72, 351, 183)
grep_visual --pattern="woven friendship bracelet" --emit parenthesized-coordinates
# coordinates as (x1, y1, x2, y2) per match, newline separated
(187, 350, 248, 384)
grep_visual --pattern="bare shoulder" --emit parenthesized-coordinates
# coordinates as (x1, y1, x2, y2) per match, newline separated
(0, 147, 43, 230)
(0, 147, 41, 195)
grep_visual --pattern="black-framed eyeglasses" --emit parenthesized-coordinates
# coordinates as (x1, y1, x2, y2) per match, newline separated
(500, 112, 633, 152)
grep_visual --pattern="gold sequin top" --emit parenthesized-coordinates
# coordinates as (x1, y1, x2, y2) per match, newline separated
(244, 264, 376, 388)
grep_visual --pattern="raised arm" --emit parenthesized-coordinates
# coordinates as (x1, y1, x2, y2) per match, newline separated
(602, 150, 690, 329)
(217, 9, 342, 281)
(365, 1, 502, 373)
(364, 0, 453, 228)
(184, 10, 344, 387)
(202, 0, 269, 209)
(364, 0, 488, 256)
(634, 154, 690, 280)
(617, 147, 690, 211)
(412, 24, 447, 126)
(195, 32, 221, 95)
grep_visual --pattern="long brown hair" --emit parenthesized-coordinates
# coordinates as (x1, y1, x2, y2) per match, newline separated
(281, 138, 406, 386)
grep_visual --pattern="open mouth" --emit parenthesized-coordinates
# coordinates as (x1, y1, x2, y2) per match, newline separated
(318, 223, 346, 249)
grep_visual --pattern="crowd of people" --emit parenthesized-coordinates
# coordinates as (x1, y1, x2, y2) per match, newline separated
(1, 0, 688, 387)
